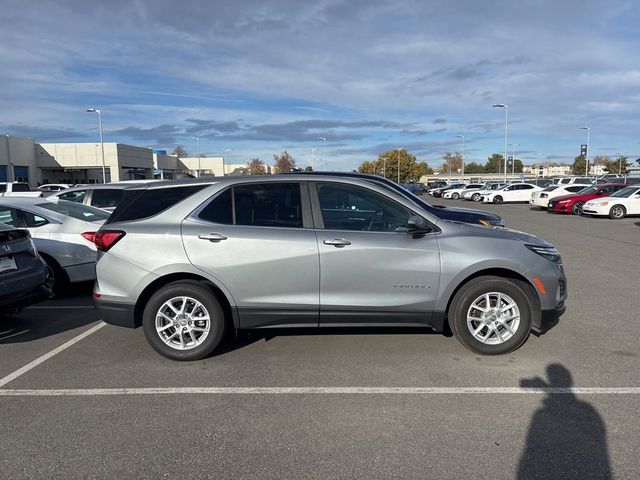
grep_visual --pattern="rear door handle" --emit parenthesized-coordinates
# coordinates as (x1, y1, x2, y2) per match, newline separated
(198, 233, 228, 242)
(323, 238, 351, 247)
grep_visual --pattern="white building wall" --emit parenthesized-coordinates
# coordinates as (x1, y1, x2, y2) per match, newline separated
(0, 135, 40, 187)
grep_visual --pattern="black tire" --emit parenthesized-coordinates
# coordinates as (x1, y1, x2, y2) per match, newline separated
(572, 202, 584, 215)
(39, 254, 69, 294)
(142, 282, 226, 361)
(472, 193, 481, 202)
(609, 205, 626, 219)
(448, 276, 533, 355)
(452, 193, 460, 199)
(493, 195, 503, 204)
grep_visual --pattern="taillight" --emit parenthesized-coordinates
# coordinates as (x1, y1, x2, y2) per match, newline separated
(81, 232, 97, 244)
(93, 230, 126, 252)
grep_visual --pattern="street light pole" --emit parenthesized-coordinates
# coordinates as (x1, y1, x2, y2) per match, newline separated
(86, 108, 106, 183)
(396, 147, 404, 184)
(580, 127, 590, 177)
(509, 143, 520, 180)
(493, 104, 508, 182)
(192, 136, 200, 177)
(456, 134, 465, 180)
(317, 137, 327, 169)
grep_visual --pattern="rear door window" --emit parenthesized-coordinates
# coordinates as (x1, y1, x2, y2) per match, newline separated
(91, 189, 124, 209)
(0, 206, 19, 227)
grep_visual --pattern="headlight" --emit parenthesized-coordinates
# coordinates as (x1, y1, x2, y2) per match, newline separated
(526, 244, 562, 264)
(600, 201, 608, 206)
(558, 200, 570, 204)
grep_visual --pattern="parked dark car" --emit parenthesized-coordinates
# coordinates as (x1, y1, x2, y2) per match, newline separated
(289, 172, 504, 226)
(0, 224, 52, 315)
(402, 182, 426, 195)
(432, 183, 465, 198)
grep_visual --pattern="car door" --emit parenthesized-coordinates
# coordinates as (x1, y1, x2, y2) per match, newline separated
(310, 181, 440, 326)
(514, 184, 534, 201)
(181, 181, 320, 329)
(629, 188, 640, 214)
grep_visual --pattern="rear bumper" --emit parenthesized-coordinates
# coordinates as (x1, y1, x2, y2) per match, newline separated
(94, 299, 138, 328)
(0, 269, 53, 313)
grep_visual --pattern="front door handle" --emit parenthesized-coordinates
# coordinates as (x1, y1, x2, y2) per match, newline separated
(198, 233, 228, 242)
(323, 238, 351, 247)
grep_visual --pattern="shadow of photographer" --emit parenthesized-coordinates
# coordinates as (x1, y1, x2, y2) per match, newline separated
(518, 363, 612, 479)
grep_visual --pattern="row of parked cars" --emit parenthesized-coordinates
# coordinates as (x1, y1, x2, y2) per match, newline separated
(429, 178, 640, 219)
(2, 173, 568, 361)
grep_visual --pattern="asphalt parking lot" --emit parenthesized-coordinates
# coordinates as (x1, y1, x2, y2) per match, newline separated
(1, 200, 639, 479)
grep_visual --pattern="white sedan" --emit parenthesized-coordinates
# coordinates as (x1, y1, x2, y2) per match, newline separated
(442, 183, 485, 199)
(464, 183, 508, 201)
(583, 185, 640, 219)
(529, 184, 591, 209)
(482, 183, 542, 204)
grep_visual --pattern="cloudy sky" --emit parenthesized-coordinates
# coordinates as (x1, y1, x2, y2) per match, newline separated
(2, 0, 639, 170)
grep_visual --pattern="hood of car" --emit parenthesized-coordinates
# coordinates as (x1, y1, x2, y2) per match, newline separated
(455, 221, 553, 247)
(428, 204, 504, 226)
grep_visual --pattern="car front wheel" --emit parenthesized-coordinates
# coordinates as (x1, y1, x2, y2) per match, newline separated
(609, 205, 626, 219)
(493, 195, 503, 204)
(448, 276, 533, 355)
(452, 193, 460, 199)
(472, 193, 481, 201)
(572, 202, 584, 215)
(142, 282, 226, 361)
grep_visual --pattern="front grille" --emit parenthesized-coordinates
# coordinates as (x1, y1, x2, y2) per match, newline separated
(559, 278, 566, 299)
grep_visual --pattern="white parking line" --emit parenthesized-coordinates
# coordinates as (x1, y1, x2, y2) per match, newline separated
(0, 322, 106, 388)
(1, 386, 639, 396)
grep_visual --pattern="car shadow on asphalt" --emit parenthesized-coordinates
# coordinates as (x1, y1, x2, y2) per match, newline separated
(0, 282, 98, 344)
(213, 326, 443, 357)
(517, 363, 612, 479)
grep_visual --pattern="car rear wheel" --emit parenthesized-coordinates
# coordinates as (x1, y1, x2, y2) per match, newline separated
(609, 205, 626, 219)
(452, 193, 460, 199)
(493, 195, 503, 204)
(143, 282, 226, 361)
(572, 202, 584, 215)
(448, 276, 533, 355)
(472, 193, 481, 201)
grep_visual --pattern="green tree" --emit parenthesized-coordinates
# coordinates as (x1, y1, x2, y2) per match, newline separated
(604, 155, 630, 175)
(464, 162, 486, 174)
(273, 151, 296, 173)
(357, 150, 432, 184)
(441, 152, 463, 173)
(171, 145, 188, 158)
(572, 156, 587, 175)
(248, 158, 266, 175)
(507, 158, 524, 174)
(485, 154, 505, 173)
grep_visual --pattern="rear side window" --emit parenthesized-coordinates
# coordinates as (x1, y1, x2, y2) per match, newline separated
(107, 185, 207, 224)
(91, 189, 124, 208)
(198, 183, 303, 228)
(58, 190, 87, 203)
(12, 183, 31, 192)
(566, 185, 585, 193)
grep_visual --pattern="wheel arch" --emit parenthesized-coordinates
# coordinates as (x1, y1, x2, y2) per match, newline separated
(133, 273, 238, 330)
(442, 268, 541, 329)
(38, 251, 70, 285)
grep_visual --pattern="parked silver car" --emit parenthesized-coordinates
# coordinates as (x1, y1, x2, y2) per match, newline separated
(0, 197, 109, 289)
(94, 175, 567, 360)
(53, 181, 156, 212)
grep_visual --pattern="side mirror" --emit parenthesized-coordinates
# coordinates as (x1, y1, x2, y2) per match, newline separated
(407, 216, 432, 237)
(595, 191, 604, 195)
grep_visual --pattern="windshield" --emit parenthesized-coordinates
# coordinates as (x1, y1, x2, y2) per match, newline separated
(611, 186, 640, 198)
(37, 200, 110, 222)
(576, 186, 597, 194)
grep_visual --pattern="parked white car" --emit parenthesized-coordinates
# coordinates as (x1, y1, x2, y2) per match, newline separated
(463, 183, 508, 201)
(482, 183, 542, 204)
(529, 184, 591, 209)
(442, 183, 485, 199)
(0, 197, 109, 289)
(583, 185, 640, 219)
(38, 184, 72, 192)
(0, 182, 42, 197)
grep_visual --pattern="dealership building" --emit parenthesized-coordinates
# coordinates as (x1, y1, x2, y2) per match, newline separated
(1, 135, 230, 187)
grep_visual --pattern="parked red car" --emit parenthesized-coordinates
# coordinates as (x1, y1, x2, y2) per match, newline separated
(547, 183, 628, 215)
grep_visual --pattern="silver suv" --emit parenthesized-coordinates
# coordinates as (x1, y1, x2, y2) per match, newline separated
(93, 175, 566, 360)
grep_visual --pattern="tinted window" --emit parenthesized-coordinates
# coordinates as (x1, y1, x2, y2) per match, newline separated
(0, 207, 18, 227)
(234, 183, 302, 228)
(107, 185, 207, 224)
(198, 188, 233, 224)
(0, 185, 5, 193)
(317, 183, 412, 232)
(58, 190, 87, 203)
(37, 201, 110, 222)
(566, 185, 585, 193)
(521, 185, 534, 190)
(91, 189, 124, 208)
(20, 210, 49, 228)
(12, 183, 31, 192)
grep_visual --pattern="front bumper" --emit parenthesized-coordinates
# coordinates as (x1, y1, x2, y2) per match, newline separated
(547, 201, 572, 213)
(582, 204, 607, 215)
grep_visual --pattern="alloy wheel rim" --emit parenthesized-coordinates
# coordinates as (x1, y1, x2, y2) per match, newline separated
(466, 292, 520, 345)
(155, 296, 211, 350)
(612, 207, 623, 218)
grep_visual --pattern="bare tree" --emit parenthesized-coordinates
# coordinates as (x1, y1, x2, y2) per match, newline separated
(273, 151, 297, 173)
(249, 158, 266, 175)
